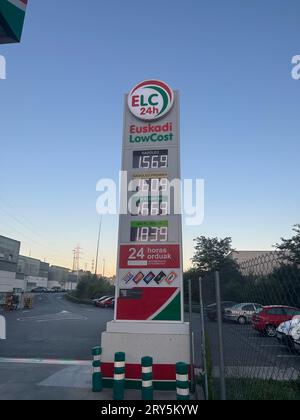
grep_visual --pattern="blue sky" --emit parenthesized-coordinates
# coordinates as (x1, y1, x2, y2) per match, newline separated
(0, 0, 299, 274)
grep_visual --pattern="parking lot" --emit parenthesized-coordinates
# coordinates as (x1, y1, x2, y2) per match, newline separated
(203, 320, 300, 379)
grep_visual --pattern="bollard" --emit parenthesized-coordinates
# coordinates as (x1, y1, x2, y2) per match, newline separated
(113, 352, 126, 400)
(141, 356, 153, 400)
(92, 346, 103, 392)
(176, 362, 190, 400)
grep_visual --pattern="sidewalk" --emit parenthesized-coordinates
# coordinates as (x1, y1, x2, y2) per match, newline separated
(0, 359, 177, 400)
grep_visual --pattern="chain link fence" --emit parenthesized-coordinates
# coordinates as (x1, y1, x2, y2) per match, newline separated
(190, 252, 300, 400)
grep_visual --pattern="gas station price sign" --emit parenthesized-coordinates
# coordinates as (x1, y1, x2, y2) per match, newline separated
(115, 80, 183, 322)
(133, 149, 168, 169)
(130, 176, 169, 193)
(130, 221, 168, 243)
(130, 196, 169, 217)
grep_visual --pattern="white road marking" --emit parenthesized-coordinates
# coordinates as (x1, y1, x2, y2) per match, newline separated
(17, 312, 87, 322)
(0, 357, 90, 366)
(260, 344, 286, 348)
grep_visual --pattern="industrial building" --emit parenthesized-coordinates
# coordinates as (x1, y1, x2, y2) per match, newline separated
(0, 234, 81, 292)
(17, 256, 49, 291)
(0, 235, 23, 293)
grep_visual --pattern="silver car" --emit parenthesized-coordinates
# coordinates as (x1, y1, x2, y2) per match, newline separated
(224, 303, 263, 325)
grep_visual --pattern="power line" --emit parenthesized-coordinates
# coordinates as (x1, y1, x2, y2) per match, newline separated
(0, 211, 69, 264)
(0, 195, 43, 235)
(0, 202, 71, 262)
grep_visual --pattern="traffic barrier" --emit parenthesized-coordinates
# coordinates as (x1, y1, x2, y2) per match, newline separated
(176, 362, 190, 400)
(92, 346, 102, 392)
(141, 356, 153, 400)
(113, 352, 126, 400)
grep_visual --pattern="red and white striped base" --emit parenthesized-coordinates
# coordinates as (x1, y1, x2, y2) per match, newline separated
(100, 321, 190, 390)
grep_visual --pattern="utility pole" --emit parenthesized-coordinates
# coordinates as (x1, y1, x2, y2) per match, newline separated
(95, 216, 102, 276)
(102, 259, 106, 277)
(72, 249, 76, 271)
(91, 259, 95, 274)
(73, 245, 82, 287)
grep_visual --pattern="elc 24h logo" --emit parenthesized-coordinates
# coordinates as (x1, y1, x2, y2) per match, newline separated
(128, 80, 174, 121)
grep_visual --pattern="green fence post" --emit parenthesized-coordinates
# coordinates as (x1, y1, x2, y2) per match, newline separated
(141, 356, 153, 400)
(176, 362, 190, 400)
(92, 346, 102, 392)
(113, 352, 126, 400)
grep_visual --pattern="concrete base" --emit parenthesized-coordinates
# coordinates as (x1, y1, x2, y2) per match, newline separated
(100, 321, 190, 390)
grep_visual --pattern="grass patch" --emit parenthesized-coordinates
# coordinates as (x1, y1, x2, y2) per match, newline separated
(220, 378, 300, 400)
(64, 293, 93, 305)
(197, 332, 216, 400)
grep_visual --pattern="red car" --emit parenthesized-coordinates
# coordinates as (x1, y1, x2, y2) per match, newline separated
(252, 306, 300, 337)
(96, 297, 115, 308)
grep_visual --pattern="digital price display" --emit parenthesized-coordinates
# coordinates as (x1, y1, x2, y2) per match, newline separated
(133, 150, 168, 169)
(132, 177, 169, 193)
(130, 221, 168, 243)
(131, 196, 169, 216)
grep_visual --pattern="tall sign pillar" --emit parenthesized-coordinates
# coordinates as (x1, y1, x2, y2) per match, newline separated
(101, 80, 190, 390)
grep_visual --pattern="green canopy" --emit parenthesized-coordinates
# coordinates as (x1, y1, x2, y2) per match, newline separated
(0, 0, 27, 44)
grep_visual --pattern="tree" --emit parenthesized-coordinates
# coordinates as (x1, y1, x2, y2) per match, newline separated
(275, 224, 300, 266)
(76, 274, 114, 299)
(188, 236, 242, 304)
(192, 236, 237, 272)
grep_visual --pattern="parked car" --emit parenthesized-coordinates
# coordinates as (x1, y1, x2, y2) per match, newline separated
(276, 316, 300, 351)
(31, 287, 48, 293)
(206, 301, 237, 321)
(96, 297, 115, 308)
(224, 303, 263, 325)
(291, 323, 300, 353)
(252, 306, 300, 337)
(51, 287, 63, 293)
(93, 296, 111, 306)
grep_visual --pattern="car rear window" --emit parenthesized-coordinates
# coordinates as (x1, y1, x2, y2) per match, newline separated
(266, 308, 285, 315)
(284, 308, 300, 316)
(242, 305, 255, 311)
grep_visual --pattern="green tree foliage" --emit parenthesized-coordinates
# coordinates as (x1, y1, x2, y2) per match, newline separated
(240, 265, 300, 308)
(185, 236, 242, 305)
(192, 236, 237, 272)
(76, 274, 114, 300)
(275, 224, 300, 266)
(185, 227, 300, 308)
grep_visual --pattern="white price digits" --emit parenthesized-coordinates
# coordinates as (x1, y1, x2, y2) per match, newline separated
(138, 201, 168, 216)
(136, 227, 168, 242)
(139, 154, 168, 169)
(136, 178, 168, 193)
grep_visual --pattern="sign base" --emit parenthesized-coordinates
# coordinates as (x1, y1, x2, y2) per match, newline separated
(100, 321, 190, 390)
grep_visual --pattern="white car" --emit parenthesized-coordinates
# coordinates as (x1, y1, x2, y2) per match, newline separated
(291, 323, 300, 353)
(0, 315, 5, 340)
(276, 316, 300, 351)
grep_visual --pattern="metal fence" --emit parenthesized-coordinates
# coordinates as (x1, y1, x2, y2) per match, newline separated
(191, 252, 300, 400)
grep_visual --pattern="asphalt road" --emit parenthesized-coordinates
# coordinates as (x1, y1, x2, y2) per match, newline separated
(0, 293, 113, 360)
(1, 293, 299, 377)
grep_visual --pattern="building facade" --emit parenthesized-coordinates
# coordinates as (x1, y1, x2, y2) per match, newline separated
(0, 235, 24, 292)
(17, 256, 49, 291)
